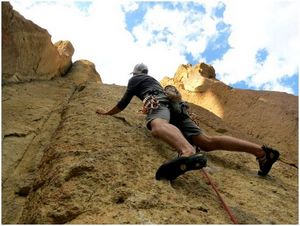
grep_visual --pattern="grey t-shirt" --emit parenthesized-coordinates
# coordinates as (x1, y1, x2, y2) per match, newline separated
(117, 74, 165, 110)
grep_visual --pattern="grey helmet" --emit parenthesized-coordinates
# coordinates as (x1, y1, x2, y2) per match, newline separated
(130, 63, 148, 75)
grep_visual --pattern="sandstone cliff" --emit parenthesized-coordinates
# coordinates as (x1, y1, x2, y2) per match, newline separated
(2, 2, 74, 84)
(2, 2, 298, 224)
(161, 63, 298, 165)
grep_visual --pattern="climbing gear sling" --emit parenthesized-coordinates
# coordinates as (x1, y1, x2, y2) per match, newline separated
(139, 95, 160, 114)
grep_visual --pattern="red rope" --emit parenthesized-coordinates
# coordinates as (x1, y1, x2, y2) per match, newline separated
(279, 158, 298, 169)
(200, 168, 238, 224)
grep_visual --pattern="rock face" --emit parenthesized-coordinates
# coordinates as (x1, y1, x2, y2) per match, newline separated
(169, 63, 217, 93)
(161, 63, 298, 164)
(2, 3, 298, 224)
(2, 2, 74, 84)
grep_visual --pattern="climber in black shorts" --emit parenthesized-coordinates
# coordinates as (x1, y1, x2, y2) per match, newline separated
(96, 63, 280, 180)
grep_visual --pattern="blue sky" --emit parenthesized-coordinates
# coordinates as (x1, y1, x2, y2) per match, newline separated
(10, 1, 299, 95)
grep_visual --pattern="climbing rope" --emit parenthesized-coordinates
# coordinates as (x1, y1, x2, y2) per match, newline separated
(278, 158, 298, 169)
(200, 168, 239, 224)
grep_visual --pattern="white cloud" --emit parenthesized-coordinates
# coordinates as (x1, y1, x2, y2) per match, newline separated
(130, 2, 222, 76)
(121, 2, 139, 12)
(132, 3, 217, 58)
(213, 0, 299, 94)
(8, 1, 299, 94)
(10, 1, 221, 85)
(10, 1, 138, 85)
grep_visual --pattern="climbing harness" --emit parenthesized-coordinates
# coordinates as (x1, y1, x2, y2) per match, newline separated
(200, 168, 239, 224)
(139, 95, 160, 114)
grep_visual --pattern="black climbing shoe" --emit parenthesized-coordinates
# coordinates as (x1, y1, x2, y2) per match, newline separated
(155, 153, 207, 181)
(257, 145, 280, 176)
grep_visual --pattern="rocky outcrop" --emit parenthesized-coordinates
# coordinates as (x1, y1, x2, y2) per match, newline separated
(2, 2, 74, 84)
(2, 62, 100, 224)
(165, 63, 218, 93)
(66, 60, 102, 85)
(161, 63, 298, 164)
(2, 3, 101, 223)
(2, 2, 298, 224)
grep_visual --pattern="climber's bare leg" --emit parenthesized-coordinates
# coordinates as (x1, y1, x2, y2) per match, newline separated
(150, 118, 195, 157)
(191, 134, 265, 158)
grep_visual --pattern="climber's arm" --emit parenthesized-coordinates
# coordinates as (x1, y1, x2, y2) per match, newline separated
(96, 86, 134, 116)
(96, 78, 135, 116)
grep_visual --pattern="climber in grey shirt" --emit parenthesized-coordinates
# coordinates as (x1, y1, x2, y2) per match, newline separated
(116, 73, 164, 110)
(96, 63, 280, 180)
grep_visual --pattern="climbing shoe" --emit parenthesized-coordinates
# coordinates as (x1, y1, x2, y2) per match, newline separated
(257, 145, 280, 176)
(155, 153, 207, 181)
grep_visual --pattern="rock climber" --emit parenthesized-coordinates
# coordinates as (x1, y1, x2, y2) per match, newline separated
(96, 63, 280, 180)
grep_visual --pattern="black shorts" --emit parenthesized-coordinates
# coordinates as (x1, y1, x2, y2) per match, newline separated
(145, 100, 203, 141)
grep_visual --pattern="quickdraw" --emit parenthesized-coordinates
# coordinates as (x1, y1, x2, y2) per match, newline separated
(139, 95, 160, 114)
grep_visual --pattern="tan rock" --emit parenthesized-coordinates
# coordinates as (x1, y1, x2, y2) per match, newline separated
(54, 40, 75, 74)
(2, 3, 298, 225)
(2, 2, 74, 84)
(161, 62, 298, 164)
(197, 62, 216, 79)
(164, 62, 220, 93)
(67, 60, 102, 85)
